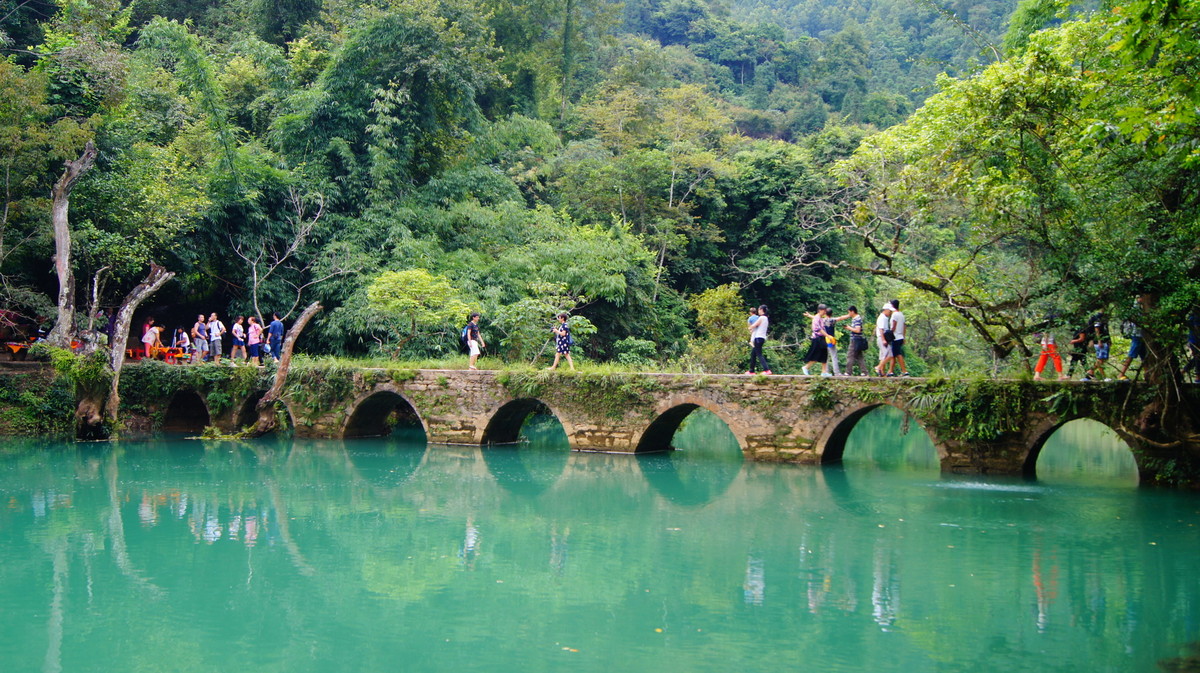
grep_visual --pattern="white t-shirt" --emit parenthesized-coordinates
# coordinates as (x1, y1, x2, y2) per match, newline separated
(890, 311, 906, 340)
(141, 329, 157, 345)
(875, 313, 890, 339)
(751, 316, 769, 340)
(208, 320, 225, 341)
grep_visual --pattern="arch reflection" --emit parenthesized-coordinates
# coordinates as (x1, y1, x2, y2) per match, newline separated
(482, 413, 569, 496)
(345, 439, 428, 491)
(1031, 418, 1138, 486)
(637, 408, 742, 507)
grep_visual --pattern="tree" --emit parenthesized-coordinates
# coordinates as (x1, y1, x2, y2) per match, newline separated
(822, 12, 1199, 457)
(365, 269, 470, 354)
(46, 140, 96, 347)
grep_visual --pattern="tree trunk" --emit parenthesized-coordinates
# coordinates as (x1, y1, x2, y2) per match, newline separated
(101, 264, 175, 432)
(47, 141, 98, 348)
(247, 301, 322, 437)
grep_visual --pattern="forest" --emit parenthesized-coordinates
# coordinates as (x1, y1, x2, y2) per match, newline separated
(0, 0, 1197, 384)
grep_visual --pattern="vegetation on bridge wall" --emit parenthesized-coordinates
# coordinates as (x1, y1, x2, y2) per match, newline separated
(496, 370, 669, 421)
(116, 362, 272, 430)
(283, 359, 417, 426)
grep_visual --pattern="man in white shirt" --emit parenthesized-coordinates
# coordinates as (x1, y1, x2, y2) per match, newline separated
(889, 300, 910, 377)
(208, 312, 227, 365)
(875, 303, 894, 376)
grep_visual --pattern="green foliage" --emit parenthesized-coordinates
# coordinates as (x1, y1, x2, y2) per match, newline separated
(683, 283, 748, 372)
(0, 374, 76, 436)
(909, 379, 1026, 441)
(807, 377, 838, 410)
(499, 369, 666, 419)
(44, 346, 111, 394)
(614, 337, 658, 368)
(284, 356, 359, 419)
(366, 269, 470, 337)
(118, 361, 270, 415)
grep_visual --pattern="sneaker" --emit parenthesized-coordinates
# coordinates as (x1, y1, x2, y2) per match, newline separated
(763, 370, 772, 375)
(1081, 375, 1092, 381)
(745, 371, 754, 375)
(1117, 375, 1128, 381)
(802, 367, 811, 376)
(820, 372, 833, 377)
(901, 372, 911, 377)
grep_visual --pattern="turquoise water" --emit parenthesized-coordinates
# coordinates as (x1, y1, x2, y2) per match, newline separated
(0, 410, 1196, 673)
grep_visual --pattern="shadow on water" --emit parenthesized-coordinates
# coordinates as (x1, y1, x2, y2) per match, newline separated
(839, 405, 940, 473)
(637, 408, 742, 507)
(1035, 418, 1138, 487)
(482, 413, 570, 496)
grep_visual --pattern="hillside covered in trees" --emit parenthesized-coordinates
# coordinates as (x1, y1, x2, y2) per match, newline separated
(1, 0, 1197, 388)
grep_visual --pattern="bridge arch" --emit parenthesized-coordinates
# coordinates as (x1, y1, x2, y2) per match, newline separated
(635, 397, 748, 454)
(479, 398, 575, 445)
(342, 386, 428, 440)
(1022, 416, 1139, 481)
(162, 390, 211, 434)
(813, 401, 944, 465)
(235, 392, 296, 434)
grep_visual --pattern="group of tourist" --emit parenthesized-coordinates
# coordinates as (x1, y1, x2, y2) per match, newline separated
(1036, 304, 1156, 383)
(747, 301, 910, 377)
(139, 312, 285, 366)
(744, 297, 1200, 382)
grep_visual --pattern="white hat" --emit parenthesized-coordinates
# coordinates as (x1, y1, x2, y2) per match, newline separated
(881, 302, 894, 310)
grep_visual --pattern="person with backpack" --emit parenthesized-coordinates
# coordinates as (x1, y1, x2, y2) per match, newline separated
(1117, 298, 1145, 381)
(1065, 323, 1089, 379)
(1082, 307, 1111, 381)
(546, 312, 576, 371)
(463, 313, 486, 370)
(207, 312, 227, 365)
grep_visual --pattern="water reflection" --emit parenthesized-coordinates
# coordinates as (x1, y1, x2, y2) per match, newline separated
(481, 413, 570, 495)
(637, 408, 742, 507)
(0, 432, 1197, 673)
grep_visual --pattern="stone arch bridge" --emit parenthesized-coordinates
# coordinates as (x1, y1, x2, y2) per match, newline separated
(157, 368, 1199, 484)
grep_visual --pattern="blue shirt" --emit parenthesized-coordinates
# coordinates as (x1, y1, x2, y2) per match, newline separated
(268, 319, 284, 338)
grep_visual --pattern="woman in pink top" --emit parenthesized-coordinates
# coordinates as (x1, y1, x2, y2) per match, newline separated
(247, 316, 264, 366)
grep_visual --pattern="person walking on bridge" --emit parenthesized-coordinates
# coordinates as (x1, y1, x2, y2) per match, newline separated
(802, 305, 830, 377)
(888, 299, 910, 377)
(1065, 323, 1089, 378)
(1033, 314, 1065, 380)
(874, 303, 894, 376)
(1082, 308, 1111, 381)
(465, 312, 486, 370)
(746, 305, 771, 375)
(547, 312, 576, 371)
(843, 306, 869, 376)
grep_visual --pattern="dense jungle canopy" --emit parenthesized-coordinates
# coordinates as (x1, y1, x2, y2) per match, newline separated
(0, 0, 1197, 380)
